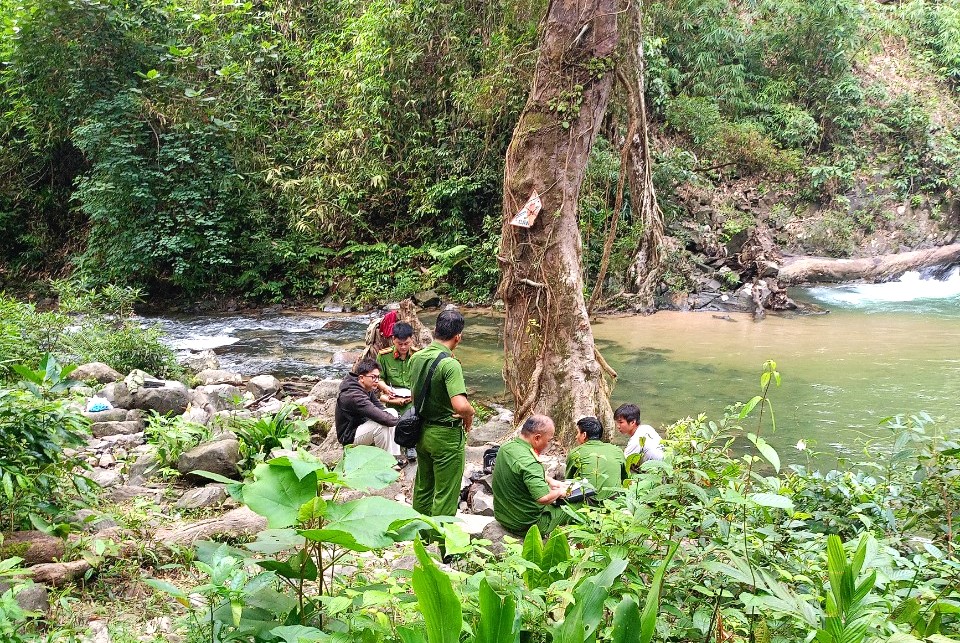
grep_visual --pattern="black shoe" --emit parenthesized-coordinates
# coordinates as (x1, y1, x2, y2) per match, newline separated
(406, 447, 417, 462)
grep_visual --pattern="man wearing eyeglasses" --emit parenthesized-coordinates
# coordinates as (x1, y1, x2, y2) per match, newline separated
(335, 358, 404, 467)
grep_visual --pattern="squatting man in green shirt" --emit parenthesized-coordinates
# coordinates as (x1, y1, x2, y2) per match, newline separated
(491, 415, 570, 536)
(565, 416, 626, 499)
(408, 309, 475, 517)
(375, 321, 418, 463)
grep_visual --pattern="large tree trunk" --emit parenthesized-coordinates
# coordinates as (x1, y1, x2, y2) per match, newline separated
(498, 0, 619, 444)
(623, 3, 664, 308)
(777, 244, 960, 284)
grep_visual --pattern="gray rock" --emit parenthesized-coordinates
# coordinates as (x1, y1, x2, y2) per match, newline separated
(0, 582, 48, 614)
(99, 382, 133, 409)
(215, 409, 252, 421)
(480, 520, 517, 556)
(413, 290, 442, 308)
(72, 362, 122, 384)
(175, 485, 228, 509)
(247, 374, 281, 398)
(127, 450, 162, 484)
(98, 453, 115, 468)
(177, 439, 240, 481)
(467, 418, 513, 447)
(131, 381, 190, 415)
(108, 485, 163, 502)
(87, 468, 122, 488)
(322, 300, 347, 313)
(178, 349, 220, 372)
(100, 432, 145, 448)
(125, 409, 143, 421)
(71, 386, 95, 398)
(91, 420, 144, 438)
(195, 369, 243, 386)
(83, 408, 128, 423)
(182, 406, 211, 426)
(209, 430, 238, 443)
(470, 488, 495, 516)
(308, 379, 340, 401)
(71, 509, 119, 534)
(254, 398, 284, 416)
(192, 384, 242, 413)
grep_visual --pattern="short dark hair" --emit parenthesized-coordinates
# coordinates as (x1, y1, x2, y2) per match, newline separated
(392, 322, 414, 340)
(576, 416, 604, 441)
(613, 403, 641, 424)
(520, 415, 553, 437)
(354, 358, 380, 376)
(434, 309, 465, 341)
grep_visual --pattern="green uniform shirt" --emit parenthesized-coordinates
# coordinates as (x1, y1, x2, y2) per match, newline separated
(408, 341, 466, 426)
(565, 440, 626, 498)
(492, 438, 551, 534)
(377, 347, 414, 414)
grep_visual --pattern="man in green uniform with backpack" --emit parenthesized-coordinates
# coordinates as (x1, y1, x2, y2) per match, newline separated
(408, 309, 475, 517)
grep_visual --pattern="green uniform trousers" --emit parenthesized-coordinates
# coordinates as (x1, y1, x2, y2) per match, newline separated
(412, 423, 465, 516)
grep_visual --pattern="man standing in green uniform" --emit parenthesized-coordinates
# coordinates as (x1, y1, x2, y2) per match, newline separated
(376, 321, 417, 462)
(408, 309, 475, 517)
(565, 416, 626, 499)
(492, 415, 568, 536)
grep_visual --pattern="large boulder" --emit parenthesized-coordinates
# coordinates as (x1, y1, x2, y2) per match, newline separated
(82, 408, 128, 423)
(0, 582, 48, 614)
(191, 384, 243, 413)
(247, 374, 281, 398)
(71, 362, 122, 384)
(178, 350, 220, 372)
(467, 418, 513, 447)
(90, 420, 144, 438)
(98, 381, 133, 409)
(177, 439, 241, 481)
(480, 520, 516, 556)
(103, 381, 190, 415)
(308, 379, 340, 401)
(195, 369, 243, 386)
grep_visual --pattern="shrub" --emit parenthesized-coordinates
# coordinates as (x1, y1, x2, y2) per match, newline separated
(144, 412, 212, 473)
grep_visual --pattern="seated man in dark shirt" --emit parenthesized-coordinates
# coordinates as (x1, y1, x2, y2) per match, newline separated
(491, 415, 568, 536)
(334, 359, 404, 466)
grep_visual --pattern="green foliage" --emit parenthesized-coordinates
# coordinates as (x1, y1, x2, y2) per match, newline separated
(232, 405, 315, 472)
(0, 356, 90, 531)
(145, 412, 213, 472)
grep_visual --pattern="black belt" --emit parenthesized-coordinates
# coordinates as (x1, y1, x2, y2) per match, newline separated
(427, 418, 463, 428)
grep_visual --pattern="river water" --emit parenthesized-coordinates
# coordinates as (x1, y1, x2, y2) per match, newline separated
(148, 266, 960, 462)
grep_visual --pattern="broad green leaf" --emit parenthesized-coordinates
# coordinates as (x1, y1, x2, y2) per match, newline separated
(553, 557, 629, 643)
(300, 496, 419, 550)
(926, 635, 960, 643)
(244, 529, 305, 555)
(739, 395, 763, 419)
(611, 596, 642, 643)
(337, 445, 400, 490)
(475, 577, 519, 643)
(437, 522, 471, 556)
(747, 433, 781, 472)
(412, 538, 462, 643)
(749, 492, 794, 511)
(397, 627, 428, 643)
(271, 625, 331, 642)
(297, 497, 327, 523)
(641, 541, 679, 643)
(243, 463, 318, 528)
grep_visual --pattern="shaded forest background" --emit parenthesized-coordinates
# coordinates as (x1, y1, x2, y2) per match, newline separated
(1, 0, 959, 307)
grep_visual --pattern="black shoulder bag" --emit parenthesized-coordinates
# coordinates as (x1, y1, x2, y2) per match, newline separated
(394, 352, 448, 448)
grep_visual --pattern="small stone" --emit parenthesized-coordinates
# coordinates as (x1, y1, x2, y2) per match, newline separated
(100, 432, 146, 448)
(98, 454, 115, 468)
(247, 374, 281, 398)
(88, 468, 122, 488)
(308, 379, 340, 401)
(91, 420, 144, 438)
(83, 408, 128, 423)
(191, 384, 243, 413)
(175, 485, 228, 510)
(176, 439, 240, 482)
(470, 488, 495, 516)
(195, 369, 243, 386)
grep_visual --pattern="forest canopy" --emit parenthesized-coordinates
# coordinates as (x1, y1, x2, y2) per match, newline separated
(1, 0, 958, 305)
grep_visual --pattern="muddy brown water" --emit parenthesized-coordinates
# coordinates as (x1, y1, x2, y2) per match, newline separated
(150, 268, 960, 465)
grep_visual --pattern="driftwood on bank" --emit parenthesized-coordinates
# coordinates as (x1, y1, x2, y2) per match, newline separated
(153, 506, 267, 546)
(28, 560, 93, 587)
(778, 244, 960, 284)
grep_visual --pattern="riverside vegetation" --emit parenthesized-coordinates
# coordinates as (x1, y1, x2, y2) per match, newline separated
(0, 292, 958, 642)
(1, 0, 960, 307)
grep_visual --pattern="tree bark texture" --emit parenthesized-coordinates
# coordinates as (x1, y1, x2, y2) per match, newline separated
(498, 0, 619, 444)
(623, 3, 664, 307)
(777, 244, 960, 284)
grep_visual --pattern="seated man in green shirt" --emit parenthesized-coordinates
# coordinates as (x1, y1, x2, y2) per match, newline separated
(491, 415, 568, 536)
(565, 416, 626, 500)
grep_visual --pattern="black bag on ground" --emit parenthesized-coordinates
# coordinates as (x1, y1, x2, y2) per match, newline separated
(394, 352, 448, 448)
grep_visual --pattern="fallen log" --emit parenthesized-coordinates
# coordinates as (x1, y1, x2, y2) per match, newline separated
(0, 531, 66, 566)
(778, 244, 960, 285)
(28, 560, 92, 587)
(154, 506, 267, 546)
